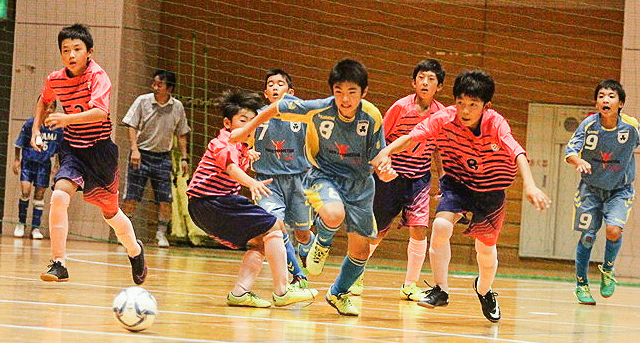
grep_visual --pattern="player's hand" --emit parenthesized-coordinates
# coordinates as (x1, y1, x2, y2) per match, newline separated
(575, 159, 591, 174)
(376, 166, 398, 182)
(180, 159, 190, 177)
(229, 128, 250, 143)
(44, 112, 69, 129)
(524, 184, 551, 211)
(246, 149, 261, 163)
(30, 130, 42, 152)
(370, 149, 392, 174)
(249, 178, 273, 202)
(12, 159, 20, 175)
(130, 149, 141, 169)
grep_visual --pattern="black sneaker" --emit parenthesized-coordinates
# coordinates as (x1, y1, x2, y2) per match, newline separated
(473, 276, 501, 322)
(40, 260, 69, 282)
(128, 239, 147, 285)
(417, 283, 449, 308)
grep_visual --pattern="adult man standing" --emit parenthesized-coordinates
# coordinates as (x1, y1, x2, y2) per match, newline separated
(122, 69, 190, 247)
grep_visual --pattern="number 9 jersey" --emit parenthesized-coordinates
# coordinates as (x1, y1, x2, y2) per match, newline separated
(565, 112, 639, 190)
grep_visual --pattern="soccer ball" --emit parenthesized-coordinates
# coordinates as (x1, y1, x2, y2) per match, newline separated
(112, 286, 158, 332)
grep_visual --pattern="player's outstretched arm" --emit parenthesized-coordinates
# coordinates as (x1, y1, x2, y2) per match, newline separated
(517, 154, 551, 211)
(371, 134, 414, 172)
(226, 163, 273, 201)
(229, 102, 278, 143)
(45, 108, 107, 130)
(565, 155, 591, 174)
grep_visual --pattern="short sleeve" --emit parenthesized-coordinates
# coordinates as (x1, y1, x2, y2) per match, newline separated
(565, 119, 588, 158)
(40, 75, 57, 105)
(87, 69, 111, 113)
(495, 117, 526, 160)
(14, 122, 29, 148)
(175, 102, 191, 136)
(122, 96, 142, 129)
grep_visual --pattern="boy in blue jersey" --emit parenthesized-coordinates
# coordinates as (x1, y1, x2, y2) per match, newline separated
(565, 79, 638, 305)
(13, 100, 63, 239)
(231, 59, 397, 316)
(254, 69, 315, 289)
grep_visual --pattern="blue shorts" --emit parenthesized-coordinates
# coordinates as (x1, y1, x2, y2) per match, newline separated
(20, 159, 52, 189)
(436, 176, 506, 246)
(188, 194, 278, 249)
(373, 172, 431, 233)
(55, 139, 120, 213)
(124, 150, 173, 203)
(256, 172, 312, 231)
(573, 180, 634, 233)
(303, 168, 377, 239)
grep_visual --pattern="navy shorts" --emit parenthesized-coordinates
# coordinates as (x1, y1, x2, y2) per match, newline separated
(436, 176, 506, 246)
(188, 195, 278, 249)
(55, 139, 120, 213)
(373, 172, 431, 233)
(124, 150, 173, 203)
(20, 159, 52, 189)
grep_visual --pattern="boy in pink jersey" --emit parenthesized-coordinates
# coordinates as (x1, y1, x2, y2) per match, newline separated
(31, 24, 146, 284)
(187, 90, 316, 308)
(372, 70, 550, 322)
(352, 59, 446, 299)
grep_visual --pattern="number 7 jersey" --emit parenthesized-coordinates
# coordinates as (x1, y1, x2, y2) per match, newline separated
(276, 94, 386, 179)
(565, 112, 639, 190)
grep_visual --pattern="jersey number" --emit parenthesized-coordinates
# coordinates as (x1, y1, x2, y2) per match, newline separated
(578, 213, 592, 229)
(257, 123, 269, 140)
(319, 121, 334, 139)
(584, 135, 598, 150)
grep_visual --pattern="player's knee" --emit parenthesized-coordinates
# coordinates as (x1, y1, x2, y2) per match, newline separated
(580, 232, 597, 249)
(432, 218, 453, 237)
(50, 189, 70, 208)
(319, 205, 345, 228)
(606, 226, 622, 241)
(294, 229, 310, 244)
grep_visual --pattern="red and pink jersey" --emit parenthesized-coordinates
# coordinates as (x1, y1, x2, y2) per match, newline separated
(40, 60, 112, 148)
(187, 129, 251, 198)
(384, 95, 445, 178)
(410, 106, 525, 192)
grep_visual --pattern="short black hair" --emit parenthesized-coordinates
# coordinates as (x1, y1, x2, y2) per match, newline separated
(413, 59, 445, 85)
(328, 59, 368, 92)
(594, 79, 625, 104)
(215, 90, 263, 121)
(264, 69, 293, 90)
(154, 69, 177, 92)
(58, 24, 93, 51)
(453, 70, 495, 104)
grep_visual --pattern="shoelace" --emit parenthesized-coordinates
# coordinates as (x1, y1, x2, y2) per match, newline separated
(577, 285, 591, 295)
(46, 260, 61, 269)
(312, 245, 328, 263)
(598, 265, 618, 286)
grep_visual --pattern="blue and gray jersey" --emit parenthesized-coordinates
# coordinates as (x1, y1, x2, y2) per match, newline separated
(276, 94, 386, 179)
(565, 113, 639, 190)
(15, 117, 63, 164)
(252, 104, 310, 175)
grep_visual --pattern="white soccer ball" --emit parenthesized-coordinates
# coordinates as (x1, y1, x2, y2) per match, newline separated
(112, 286, 158, 332)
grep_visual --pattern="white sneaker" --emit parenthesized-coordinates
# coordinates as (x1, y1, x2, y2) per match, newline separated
(31, 229, 44, 240)
(14, 223, 25, 237)
(156, 232, 170, 248)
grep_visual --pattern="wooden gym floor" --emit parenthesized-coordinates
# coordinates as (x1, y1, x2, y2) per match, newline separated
(1, 235, 639, 343)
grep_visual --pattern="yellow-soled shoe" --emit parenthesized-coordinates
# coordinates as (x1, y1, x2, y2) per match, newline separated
(273, 285, 316, 306)
(227, 291, 272, 308)
(399, 282, 426, 301)
(326, 290, 359, 316)
(305, 239, 331, 276)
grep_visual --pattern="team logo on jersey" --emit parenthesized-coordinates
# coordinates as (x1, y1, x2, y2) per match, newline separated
(271, 140, 286, 159)
(335, 142, 349, 160)
(491, 143, 499, 151)
(357, 121, 369, 136)
(618, 130, 629, 144)
(290, 122, 302, 132)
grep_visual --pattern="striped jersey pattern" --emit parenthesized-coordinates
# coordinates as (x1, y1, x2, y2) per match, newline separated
(187, 129, 250, 198)
(384, 94, 445, 178)
(40, 60, 112, 148)
(410, 106, 525, 192)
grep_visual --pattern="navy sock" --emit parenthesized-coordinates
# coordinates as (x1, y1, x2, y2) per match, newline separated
(316, 217, 339, 247)
(603, 235, 623, 271)
(283, 233, 304, 278)
(576, 239, 593, 286)
(298, 231, 315, 261)
(331, 255, 367, 295)
(18, 199, 29, 224)
(32, 202, 44, 228)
